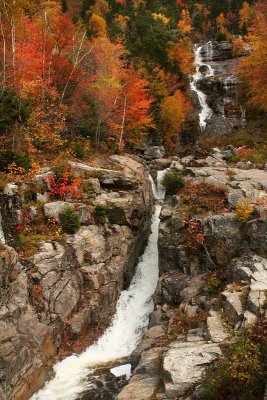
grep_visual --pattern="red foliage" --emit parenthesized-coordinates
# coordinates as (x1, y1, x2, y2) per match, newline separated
(184, 218, 205, 247)
(46, 170, 81, 200)
(235, 146, 253, 155)
(176, 0, 185, 7)
(16, 208, 33, 234)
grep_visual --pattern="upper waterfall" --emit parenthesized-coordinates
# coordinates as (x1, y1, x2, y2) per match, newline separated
(190, 41, 214, 131)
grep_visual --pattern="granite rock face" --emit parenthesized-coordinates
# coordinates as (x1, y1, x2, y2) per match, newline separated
(120, 150, 267, 400)
(0, 155, 154, 400)
(163, 341, 221, 397)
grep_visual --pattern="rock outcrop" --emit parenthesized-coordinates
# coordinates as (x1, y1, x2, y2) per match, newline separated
(0, 155, 154, 400)
(119, 149, 267, 400)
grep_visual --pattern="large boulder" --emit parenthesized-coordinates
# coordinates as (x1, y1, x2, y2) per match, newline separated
(117, 347, 163, 400)
(163, 341, 221, 397)
(0, 245, 56, 400)
(144, 146, 165, 160)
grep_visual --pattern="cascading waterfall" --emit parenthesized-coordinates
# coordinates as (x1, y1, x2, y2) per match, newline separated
(30, 172, 166, 400)
(190, 41, 214, 131)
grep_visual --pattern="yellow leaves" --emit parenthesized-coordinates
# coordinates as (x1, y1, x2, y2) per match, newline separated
(167, 38, 194, 76)
(91, 0, 109, 17)
(160, 90, 191, 153)
(238, 1, 267, 112)
(216, 12, 231, 39)
(88, 13, 107, 38)
(235, 201, 255, 222)
(152, 13, 170, 25)
(178, 9, 192, 36)
(115, 14, 129, 31)
(232, 37, 247, 57)
(238, 1, 252, 31)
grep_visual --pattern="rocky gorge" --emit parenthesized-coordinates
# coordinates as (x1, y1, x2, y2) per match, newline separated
(118, 146, 267, 399)
(0, 155, 154, 400)
(0, 39, 266, 400)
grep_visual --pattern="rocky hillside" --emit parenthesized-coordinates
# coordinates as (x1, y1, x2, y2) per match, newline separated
(118, 147, 267, 400)
(0, 155, 153, 400)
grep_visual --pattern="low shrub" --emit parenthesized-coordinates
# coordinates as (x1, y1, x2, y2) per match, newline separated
(59, 206, 81, 234)
(73, 143, 86, 159)
(162, 169, 185, 195)
(47, 167, 81, 200)
(0, 150, 32, 172)
(235, 201, 255, 221)
(93, 204, 109, 224)
(225, 155, 239, 164)
(16, 233, 52, 257)
(199, 321, 267, 400)
(205, 273, 224, 295)
(179, 181, 228, 216)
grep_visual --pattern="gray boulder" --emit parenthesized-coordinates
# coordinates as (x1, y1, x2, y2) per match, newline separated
(163, 341, 221, 397)
(144, 146, 165, 160)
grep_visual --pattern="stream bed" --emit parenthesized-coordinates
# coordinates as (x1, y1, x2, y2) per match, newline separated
(30, 172, 166, 400)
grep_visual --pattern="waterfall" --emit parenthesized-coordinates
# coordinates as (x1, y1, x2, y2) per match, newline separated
(190, 41, 214, 131)
(30, 172, 165, 400)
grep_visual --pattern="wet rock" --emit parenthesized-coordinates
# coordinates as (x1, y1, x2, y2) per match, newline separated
(133, 325, 165, 355)
(81, 367, 128, 400)
(163, 341, 221, 397)
(199, 64, 210, 74)
(155, 272, 206, 307)
(144, 146, 165, 160)
(0, 211, 5, 243)
(200, 41, 233, 62)
(152, 158, 172, 169)
(117, 348, 163, 400)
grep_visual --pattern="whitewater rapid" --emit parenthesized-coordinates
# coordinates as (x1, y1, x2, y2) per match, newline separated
(190, 41, 214, 131)
(30, 172, 165, 400)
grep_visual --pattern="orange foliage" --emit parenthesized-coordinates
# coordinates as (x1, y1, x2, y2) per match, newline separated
(46, 170, 81, 200)
(88, 13, 107, 37)
(232, 37, 247, 57)
(168, 39, 194, 77)
(160, 90, 191, 154)
(238, 1, 267, 111)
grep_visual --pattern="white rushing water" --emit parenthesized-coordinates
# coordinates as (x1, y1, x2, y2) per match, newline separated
(31, 172, 165, 400)
(190, 41, 214, 131)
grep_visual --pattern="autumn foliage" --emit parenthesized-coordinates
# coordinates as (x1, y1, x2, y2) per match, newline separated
(238, 1, 267, 112)
(46, 169, 81, 200)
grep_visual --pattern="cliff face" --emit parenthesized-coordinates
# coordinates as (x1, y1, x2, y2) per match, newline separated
(0, 155, 154, 400)
(117, 148, 267, 400)
(197, 41, 245, 138)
